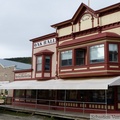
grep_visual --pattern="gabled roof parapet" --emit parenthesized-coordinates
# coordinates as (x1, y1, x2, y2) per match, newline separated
(51, 3, 97, 28)
(51, 2, 120, 28)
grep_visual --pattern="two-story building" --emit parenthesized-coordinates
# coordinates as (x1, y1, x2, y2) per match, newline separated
(1, 2, 120, 115)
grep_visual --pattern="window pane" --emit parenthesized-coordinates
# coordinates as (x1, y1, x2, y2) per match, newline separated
(109, 44, 118, 62)
(26, 90, 36, 99)
(37, 56, 42, 63)
(45, 56, 50, 71)
(14, 90, 25, 98)
(66, 90, 77, 101)
(61, 50, 72, 66)
(37, 56, 42, 71)
(90, 44, 104, 63)
(37, 64, 42, 71)
(76, 49, 85, 65)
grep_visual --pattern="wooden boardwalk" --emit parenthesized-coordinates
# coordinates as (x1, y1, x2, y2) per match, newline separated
(0, 105, 90, 120)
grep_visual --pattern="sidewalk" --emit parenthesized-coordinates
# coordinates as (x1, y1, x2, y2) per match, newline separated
(0, 114, 44, 120)
(0, 105, 90, 120)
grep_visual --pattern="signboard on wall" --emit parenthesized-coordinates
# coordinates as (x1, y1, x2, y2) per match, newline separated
(34, 38, 56, 48)
(15, 72, 31, 79)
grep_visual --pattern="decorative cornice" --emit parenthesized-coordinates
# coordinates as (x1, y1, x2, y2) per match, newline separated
(58, 22, 120, 41)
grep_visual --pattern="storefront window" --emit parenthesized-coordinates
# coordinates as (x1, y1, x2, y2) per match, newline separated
(26, 90, 36, 99)
(26, 90, 36, 103)
(90, 44, 104, 63)
(66, 90, 77, 101)
(36, 56, 42, 71)
(57, 90, 65, 100)
(109, 44, 118, 62)
(38, 90, 49, 99)
(88, 90, 105, 103)
(49, 90, 56, 100)
(107, 87, 114, 104)
(37, 90, 49, 104)
(78, 90, 87, 102)
(75, 49, 85, 65)
(61, 50, 72, 66)
(14, 90, 25, 98)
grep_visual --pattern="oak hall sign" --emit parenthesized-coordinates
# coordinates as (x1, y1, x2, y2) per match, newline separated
(34, 38, 56, 48)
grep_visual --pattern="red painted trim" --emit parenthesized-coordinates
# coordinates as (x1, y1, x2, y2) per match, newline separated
(105, 42, 108, 64)
(42, 55, 44, 78)
(34, 49, 54, 56)
(50, 55, 52, 78)
(30, 32, 56, 42)
(59, 72, 120, 78)
(79, 21, 81, 31)
(96, 3, 120, 17)
(56, 37, 59, 78)
(14, 69, 33, 73)
(58, 32, 120, 48)
(91, 15, 94, 28)
(31, 42, 34, 79)
(14, 78, 33, 81)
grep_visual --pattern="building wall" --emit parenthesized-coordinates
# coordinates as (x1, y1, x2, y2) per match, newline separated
(100, 12, 120, 26)
(32, 39, 57, 79)
(103, 27, 120, 35)
(57, 26, 72, 37)
(0, 65, 14, 97)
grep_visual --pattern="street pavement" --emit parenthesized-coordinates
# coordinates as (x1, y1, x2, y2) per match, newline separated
(0, 114, 45, 120)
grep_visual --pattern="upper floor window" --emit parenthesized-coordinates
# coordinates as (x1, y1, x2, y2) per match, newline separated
(61, 50, 72, 66)
(37, 56, 42, 71)
(109, 44, 118, 62)
(35, 49, 53, 73)
(90, 44, 104, 63)
(75, 49, 85, 65)
(45, 56, 51, 71)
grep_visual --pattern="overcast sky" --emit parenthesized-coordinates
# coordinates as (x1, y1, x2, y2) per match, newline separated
(0, 0, 119, 58)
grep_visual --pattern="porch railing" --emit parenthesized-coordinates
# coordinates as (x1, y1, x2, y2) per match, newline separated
(11, 97, 110, 114)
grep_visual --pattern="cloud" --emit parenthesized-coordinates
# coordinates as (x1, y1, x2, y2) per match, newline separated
(0, 0, 119, 58)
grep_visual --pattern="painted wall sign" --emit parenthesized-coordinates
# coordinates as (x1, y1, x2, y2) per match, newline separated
(82, 14, 91, 21)
(15, 72, 31, 79)
(34, 38, 56, 48)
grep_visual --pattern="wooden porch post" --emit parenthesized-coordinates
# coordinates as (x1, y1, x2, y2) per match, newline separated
(105, 90, 107, 114)
(35, 90, 38, 109)
(64, 90, 66, 113)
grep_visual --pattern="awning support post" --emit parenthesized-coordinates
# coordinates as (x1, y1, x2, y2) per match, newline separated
(35, 90, 38, 109)
(64, 90, 66, 113)
(105, 90, 107, 114)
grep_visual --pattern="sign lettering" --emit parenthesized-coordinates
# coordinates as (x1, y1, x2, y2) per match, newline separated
(34, 38, 56, 48)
